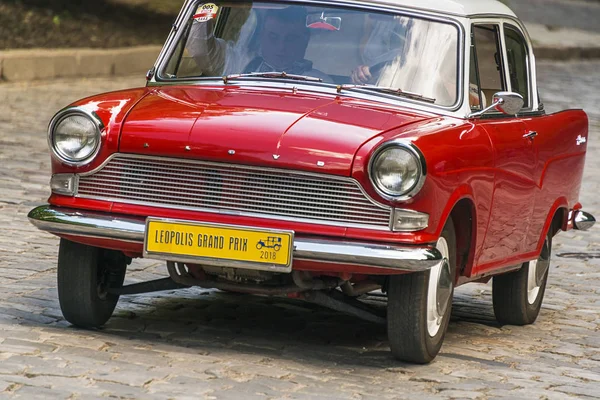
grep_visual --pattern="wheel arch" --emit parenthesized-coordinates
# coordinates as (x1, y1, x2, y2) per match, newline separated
(434, 185, 478, 282)
(450, 198, 477, 280)
(540, 197, 569, 247)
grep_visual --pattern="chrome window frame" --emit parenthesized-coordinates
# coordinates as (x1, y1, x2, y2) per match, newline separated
(149, 0, 466, 115)
(466, 15, 539, 115)
(502, 22, 534, 112)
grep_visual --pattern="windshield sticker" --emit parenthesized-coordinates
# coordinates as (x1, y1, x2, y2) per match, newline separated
(194, 3, 219, 23)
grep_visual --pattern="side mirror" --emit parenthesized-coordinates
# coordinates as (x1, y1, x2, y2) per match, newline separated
(492, 92, 524, 115)
(468, 91, 524, 118)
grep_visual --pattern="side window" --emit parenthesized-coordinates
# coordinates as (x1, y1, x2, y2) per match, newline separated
(470, 24, 505, 110)
(504, 25, 530, 108)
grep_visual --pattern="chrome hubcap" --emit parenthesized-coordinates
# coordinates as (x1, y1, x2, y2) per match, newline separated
(527, 238, 550, 305)
(427, 237, 452, 337)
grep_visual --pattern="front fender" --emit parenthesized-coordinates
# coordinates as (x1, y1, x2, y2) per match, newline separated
(50, 87, 152, 175)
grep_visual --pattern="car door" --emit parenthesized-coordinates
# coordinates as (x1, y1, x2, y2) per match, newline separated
(501, 23, 542, 255)
(469, 22, 537, 271)
(501, 23, 587, 254)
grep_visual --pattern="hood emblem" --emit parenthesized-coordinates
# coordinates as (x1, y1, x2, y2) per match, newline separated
(576, 135, 587, 146)
(273, 154, 281, 160)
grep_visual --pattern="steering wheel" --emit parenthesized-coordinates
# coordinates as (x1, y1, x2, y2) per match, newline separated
(351, 60, 389, 85)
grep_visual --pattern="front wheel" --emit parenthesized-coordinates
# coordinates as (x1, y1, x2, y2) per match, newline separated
(387, 219, 456, 363)
(492, 232, 551, 325)
(57, 239, 128, 328)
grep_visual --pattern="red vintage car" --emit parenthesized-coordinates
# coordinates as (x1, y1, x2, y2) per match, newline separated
(29, 0, 595, 363)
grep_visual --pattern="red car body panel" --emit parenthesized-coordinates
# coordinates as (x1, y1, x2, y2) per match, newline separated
(119, 86, 431, 176)
(47, 85, 588, 284)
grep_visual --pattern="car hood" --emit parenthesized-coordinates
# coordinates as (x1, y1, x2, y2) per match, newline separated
(120, 86, 433, 176)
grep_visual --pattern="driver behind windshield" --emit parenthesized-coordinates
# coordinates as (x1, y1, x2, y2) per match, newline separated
(187, 5, 331, 81)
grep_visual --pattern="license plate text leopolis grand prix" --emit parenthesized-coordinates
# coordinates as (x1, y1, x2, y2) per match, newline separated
(144, 219, 294, 267)
(154, 229, 246, 251)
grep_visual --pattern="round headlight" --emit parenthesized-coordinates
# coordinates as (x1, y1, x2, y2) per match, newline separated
(50, 109, 102, 164)
(370, 143, 425, 199)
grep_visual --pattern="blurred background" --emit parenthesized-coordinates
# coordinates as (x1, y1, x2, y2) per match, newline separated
(0, 0, 181, 49)
(0, 0, 598, 50)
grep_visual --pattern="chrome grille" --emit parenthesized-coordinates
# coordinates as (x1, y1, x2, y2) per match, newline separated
(77, 154, 392, 230)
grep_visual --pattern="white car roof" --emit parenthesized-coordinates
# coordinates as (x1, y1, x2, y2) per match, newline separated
(372, 0, 517, 18)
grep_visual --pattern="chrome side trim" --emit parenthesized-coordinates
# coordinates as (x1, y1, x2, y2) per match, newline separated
(28, 205, 442, 272)
(573, 210, 595, 231)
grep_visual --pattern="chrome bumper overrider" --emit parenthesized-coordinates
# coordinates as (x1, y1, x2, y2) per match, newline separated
(28, 205, 442, 272)
(573, 210, 596, 231)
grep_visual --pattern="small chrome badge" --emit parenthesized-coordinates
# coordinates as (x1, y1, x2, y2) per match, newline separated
(228, 150, 236, 155)
(576, 135, 587, 146)
(273, 155, 281, 160)
(317, 161, 325, 167)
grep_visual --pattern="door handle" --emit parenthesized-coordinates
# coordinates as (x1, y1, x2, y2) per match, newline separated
(523, 131, 538, 141)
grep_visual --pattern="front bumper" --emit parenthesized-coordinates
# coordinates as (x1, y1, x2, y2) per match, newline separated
(28, 205, 442, 272)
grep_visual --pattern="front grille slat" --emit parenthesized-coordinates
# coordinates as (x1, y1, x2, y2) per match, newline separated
(84, 171, 368, 199)
(79, 182, 389, 218)
(102, 163, 363, 192)
(81, 176, 377, 209)
(77, 154, 392, 230)
(77, 187, 391, 224)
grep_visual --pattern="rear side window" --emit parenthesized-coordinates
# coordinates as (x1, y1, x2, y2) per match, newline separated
(504, 25, 530, 108)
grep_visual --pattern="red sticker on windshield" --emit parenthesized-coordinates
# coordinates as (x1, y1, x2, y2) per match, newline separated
(194, 3, 219, 23)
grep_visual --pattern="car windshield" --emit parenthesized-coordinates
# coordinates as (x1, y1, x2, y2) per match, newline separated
(162, 1, 460, 106)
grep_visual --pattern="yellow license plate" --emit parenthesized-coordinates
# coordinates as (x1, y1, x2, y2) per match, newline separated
(144, 218, 294, 272)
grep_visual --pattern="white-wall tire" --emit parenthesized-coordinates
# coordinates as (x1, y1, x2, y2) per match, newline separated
(493, 232, 551, 326)
(387, 219, 456, 364)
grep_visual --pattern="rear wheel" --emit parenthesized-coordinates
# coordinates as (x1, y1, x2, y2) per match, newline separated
(57, 239, 127, 328)
(387, 219, 456, 363)
(493, 232, 551, 325)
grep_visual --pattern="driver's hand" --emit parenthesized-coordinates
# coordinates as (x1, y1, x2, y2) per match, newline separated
(351, 65, 371, 84)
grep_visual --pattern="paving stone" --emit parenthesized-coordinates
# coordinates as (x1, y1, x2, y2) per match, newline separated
(0, 338, 56, 355)
(0, 62, 599, 399)
(552, 384, 600, 398)
(8, 385, 75, 399)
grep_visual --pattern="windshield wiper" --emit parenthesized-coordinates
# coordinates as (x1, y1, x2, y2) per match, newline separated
(337, 84, 436, 103)
(222, 71, 322, 84)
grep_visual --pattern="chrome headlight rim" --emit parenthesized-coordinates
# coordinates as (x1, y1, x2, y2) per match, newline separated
(368, 140, 427, 202)
(47, 106, 104, 167)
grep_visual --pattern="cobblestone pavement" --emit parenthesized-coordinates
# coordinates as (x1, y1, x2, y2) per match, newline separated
(0, 61, 599, 399)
